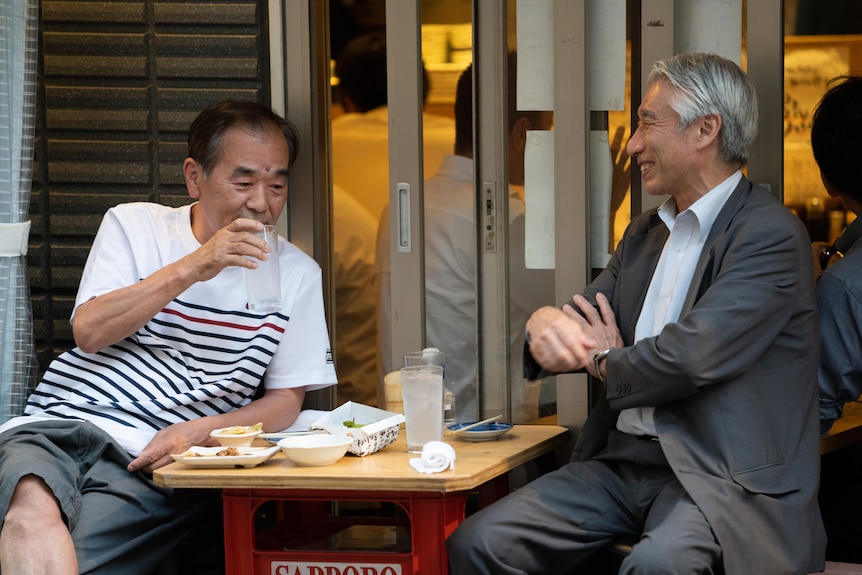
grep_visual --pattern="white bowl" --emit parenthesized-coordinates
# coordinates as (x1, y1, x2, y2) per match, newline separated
(210, 425, 263, 448)
(278, 434, 353, 466)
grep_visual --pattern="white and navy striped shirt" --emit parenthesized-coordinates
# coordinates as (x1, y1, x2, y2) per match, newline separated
(9, 203, 336, 455)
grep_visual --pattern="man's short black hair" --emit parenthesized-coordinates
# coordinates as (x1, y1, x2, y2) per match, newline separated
(811, 75, 862, 203)
(187, 100, 299, 176)
(336, 30, 431, 112)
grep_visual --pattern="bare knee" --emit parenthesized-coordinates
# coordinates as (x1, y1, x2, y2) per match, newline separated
(5, 474, 65, 530)
(1, 475, 77, 575)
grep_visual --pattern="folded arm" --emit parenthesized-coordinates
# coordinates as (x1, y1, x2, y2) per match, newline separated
(525, 293, 623, 379)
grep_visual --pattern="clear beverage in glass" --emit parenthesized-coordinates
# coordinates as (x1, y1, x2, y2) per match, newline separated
(243, 225, 282, 314)
(399, 365, 444, 453)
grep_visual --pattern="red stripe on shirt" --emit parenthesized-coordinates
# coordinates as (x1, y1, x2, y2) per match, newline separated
(161, 308, 285, 333)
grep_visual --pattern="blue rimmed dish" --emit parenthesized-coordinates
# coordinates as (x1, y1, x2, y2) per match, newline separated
(447, 421, 513, 442)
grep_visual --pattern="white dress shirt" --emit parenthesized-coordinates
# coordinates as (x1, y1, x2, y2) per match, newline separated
(617, 170, 742, 437)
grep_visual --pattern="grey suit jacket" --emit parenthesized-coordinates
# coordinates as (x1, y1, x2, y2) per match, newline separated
(527, 178, 826, 575)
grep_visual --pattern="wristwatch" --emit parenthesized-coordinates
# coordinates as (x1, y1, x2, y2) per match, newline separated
(593, 348, 613, 383)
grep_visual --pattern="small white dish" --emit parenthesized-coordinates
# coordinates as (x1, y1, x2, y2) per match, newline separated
(278, 434, 353, 466)
(447, 421, 513, 442)
(171, 445, 279, 468)
(210, 425, 263, 448)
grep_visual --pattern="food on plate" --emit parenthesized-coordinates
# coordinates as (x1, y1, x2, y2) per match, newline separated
(180, 446, 241, 457)
(215, 422, 263, 435)
(342, 418, 367, 428)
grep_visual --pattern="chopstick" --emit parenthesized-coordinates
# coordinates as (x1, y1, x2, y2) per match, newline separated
(450, 414, 502, 434)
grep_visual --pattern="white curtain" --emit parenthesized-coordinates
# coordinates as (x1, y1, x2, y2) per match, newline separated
(0, 0, 38, 423)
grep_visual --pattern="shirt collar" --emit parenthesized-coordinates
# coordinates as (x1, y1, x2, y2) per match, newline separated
(657, 170, 742, 241)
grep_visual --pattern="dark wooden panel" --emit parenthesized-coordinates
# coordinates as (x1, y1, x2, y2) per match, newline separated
(49, 213, 110, 238)
(48, 140, 150, 161)
(42, 1, 147, 24)
(45, 86, 150, 108)
(157, 161, 184, 186)
(30, 0, 268, 375)
(52, 316, 74, 341)
(45, 55, 149, 77)
(156, 33, 258, 56)
(154, 3, 257, 26)
(158, 141, 186, 162)
(47, 191, 152, 211)
(43, 32, 148, 55)
(45, 109, 149, 131)
(157, 87, 260, 108)
(47, 162, 152, 184)
(46, 245, 97, 268)
(156, 57, 259, 79)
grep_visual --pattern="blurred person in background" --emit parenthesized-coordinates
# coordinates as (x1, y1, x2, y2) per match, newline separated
(331, 30, 455, 227)
(810, 75, 862, 564)
(376, 54, 555, 423)
(331, 30, 455, 407)
(333, 185, 379, 406)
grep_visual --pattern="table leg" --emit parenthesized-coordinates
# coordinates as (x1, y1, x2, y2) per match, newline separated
(410, 492, 469, 574)
(222, 491, 258, 575)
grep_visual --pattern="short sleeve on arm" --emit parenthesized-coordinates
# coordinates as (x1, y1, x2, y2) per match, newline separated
(72, 207, 146, 321)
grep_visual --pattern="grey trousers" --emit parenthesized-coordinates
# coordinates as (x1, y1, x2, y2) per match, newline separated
(0, 420, 214, 575)
(446, 431, 721, 574)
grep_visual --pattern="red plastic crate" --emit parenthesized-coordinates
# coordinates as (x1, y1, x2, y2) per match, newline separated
(222, 488, 471, 575)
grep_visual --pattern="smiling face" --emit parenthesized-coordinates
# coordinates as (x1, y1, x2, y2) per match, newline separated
(184, 125, 290, 243)
(627, 79, 704, 204)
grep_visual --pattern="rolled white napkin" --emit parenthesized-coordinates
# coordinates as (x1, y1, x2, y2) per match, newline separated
(409, 440, 456, 474)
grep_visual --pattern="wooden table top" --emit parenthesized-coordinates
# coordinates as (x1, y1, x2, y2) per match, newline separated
(821, 401, 862, 455)
(153, 424, 569, 493)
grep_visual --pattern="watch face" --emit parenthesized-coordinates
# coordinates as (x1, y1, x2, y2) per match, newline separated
(594, 349, 611, 382)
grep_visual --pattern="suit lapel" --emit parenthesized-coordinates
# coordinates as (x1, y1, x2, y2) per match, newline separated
(620, 211, 669, 343)
(680, 178, 752, 313)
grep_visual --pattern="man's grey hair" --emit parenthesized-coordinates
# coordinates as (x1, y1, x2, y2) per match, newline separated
(648, 52, 758, 166)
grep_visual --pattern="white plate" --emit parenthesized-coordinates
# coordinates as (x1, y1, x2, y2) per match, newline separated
(171, 445, 279, 468)
(447, 422, 513, 442)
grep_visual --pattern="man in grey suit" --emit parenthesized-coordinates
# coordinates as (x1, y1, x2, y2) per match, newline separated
(446, 53, 826, 575)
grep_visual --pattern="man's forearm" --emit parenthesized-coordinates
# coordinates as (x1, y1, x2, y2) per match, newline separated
(72, 258, 197, 353)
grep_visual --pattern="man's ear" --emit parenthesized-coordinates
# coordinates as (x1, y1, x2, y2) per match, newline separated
(696, 113, 722, 150)
(184, 158, 203, 199)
